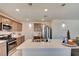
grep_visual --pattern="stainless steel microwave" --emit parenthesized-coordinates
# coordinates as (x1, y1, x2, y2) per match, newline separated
(0, 23, 12, 31)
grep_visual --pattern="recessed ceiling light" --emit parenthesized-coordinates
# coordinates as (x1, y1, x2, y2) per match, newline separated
(29, 23, 32, 28)
(62, 23, 66, 28)
(44, 9, 48, 12)
(16, 9, 20, 12)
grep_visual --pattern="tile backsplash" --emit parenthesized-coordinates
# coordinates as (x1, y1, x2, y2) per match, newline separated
(0, 31, 24, 37)
(0, 31, 12, 35)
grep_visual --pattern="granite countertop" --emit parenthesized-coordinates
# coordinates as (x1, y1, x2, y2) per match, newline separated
(17, 39, 74, 49)
(12, 35, 24, 38)
(12, 39, 79, 56)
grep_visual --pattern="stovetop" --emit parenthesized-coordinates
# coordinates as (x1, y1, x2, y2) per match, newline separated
(0, 34, 16, 42)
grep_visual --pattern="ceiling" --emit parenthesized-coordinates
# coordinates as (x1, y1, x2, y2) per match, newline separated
(0, 3, 79, 22)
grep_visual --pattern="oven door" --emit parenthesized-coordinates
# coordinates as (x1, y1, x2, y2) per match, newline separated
(8, 41, 16, 52)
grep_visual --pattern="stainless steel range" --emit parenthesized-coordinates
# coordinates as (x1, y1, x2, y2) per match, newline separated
(0, 34, 16, 56)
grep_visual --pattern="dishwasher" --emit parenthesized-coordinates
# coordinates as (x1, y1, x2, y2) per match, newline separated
(71, 49, 79, 56)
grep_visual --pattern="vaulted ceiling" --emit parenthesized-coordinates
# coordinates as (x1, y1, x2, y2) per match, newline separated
(0, 3, 79, 22)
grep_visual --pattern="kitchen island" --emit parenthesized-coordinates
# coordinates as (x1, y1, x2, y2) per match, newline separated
(11, 39, 79, 56)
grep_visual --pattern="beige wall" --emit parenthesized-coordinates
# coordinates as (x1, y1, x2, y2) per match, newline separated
(22, 21, 51, 40)
(51, 20, 79, 39)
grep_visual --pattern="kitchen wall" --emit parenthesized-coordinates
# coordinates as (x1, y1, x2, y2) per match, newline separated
(51, 19, 79, 39)
(22, 21, 51, 40)
(22, 19, 79, 40)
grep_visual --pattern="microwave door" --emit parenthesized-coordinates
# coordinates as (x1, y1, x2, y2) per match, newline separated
(3, 24, 12, 31)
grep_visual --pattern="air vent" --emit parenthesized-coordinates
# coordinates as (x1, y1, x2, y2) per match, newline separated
(44, 15, 47, 17)
(61, 3, 66, 6)
(28, 3, 32, 6)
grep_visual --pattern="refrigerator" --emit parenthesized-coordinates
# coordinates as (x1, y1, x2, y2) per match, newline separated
(42, 25, 52, 39)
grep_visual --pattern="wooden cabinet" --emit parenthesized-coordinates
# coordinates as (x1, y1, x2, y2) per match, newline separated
(16, 37, 21, 46)
(2, 17, 12, 25)
(21, 36, 25, 43)
(0, 41, 7, 56)
(16, 36, 25, 46)
(34, 23, 42, 39)
(0, 15, 22, 32)
(12, 21, 22, 32)
(12, 21, 17, 31)
(34, 23, 42, 32)
(19, 23, 22, 31)
(17, 23, 22, 32)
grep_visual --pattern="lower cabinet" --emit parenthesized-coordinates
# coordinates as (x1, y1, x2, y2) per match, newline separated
(16, 36, 25, 46)
(71, 49, 79, 56)
(0, 42, 7, 56)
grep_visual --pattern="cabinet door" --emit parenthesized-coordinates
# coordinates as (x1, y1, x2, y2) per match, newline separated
(0, 46, 6, 56)
(7, 19, 12, 25)
(34, 23, 42, 32)
(21, 36, 25, 43)
(17, 23, 20, 31)
(20, 24, 22, 31)
(16, 36, 25, 46)
(0, 43, 7, 56)
(71, 49, 79, 56)
(16, 37, 21, 46)
(12, 21, 17, 31)
(19, 23, 22, 31)
(17, 23, 22, 32)
(12, 21, 22, 32)
(2, 17, 12, 25)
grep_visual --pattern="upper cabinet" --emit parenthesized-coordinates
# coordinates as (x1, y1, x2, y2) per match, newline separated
(12, 21, 17, 31)
(17, 23, 22, 32)
(12, 20, 22, 32)
(2, 17, 12, 25)
(34, 23, 42, 32)
(0, 15, 22, 32)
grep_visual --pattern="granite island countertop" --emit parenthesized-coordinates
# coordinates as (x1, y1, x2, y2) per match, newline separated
(16, 39, 79, 49)
(12, 39, 79, 56)
(17, 39, 70, 49)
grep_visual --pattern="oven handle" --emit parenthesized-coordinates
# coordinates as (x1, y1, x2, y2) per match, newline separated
(8, 40, 16, 45)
